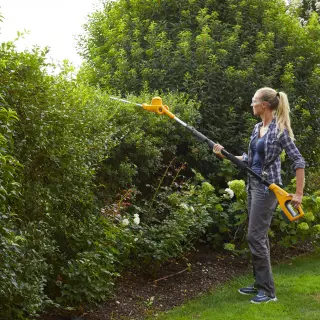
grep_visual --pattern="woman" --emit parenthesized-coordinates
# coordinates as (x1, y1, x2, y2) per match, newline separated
(213, 87, 305, 304)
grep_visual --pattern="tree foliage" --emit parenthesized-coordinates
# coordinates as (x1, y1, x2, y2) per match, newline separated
(79, 0, 320, 175)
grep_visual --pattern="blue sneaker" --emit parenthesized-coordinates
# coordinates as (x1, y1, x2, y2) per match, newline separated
(238, 285, 258, 295)
(250, 290, 277, 304)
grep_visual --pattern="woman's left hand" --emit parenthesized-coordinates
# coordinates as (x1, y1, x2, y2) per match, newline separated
(290, 193, 303, 208)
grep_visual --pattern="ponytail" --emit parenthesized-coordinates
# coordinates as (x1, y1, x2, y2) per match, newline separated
(275, 91, 295, 140)
(256, 87, 295, 140)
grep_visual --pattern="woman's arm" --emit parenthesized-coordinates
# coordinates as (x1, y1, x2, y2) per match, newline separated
(280, 131, 306, 208)
(213, 144, 246, 160)
(291, 168, 305, 208)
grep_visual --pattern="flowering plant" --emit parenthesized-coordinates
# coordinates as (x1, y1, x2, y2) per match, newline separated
(224, 188, 234, 199)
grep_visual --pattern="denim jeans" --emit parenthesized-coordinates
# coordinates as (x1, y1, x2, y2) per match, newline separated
(247, 176, 278, 297)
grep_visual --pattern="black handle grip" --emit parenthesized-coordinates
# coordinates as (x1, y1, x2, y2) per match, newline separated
(185, 125, 248, 170)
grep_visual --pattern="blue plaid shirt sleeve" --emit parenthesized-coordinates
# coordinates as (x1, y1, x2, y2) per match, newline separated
(242, 152, 248, 162)
(279, 129, 306, 170)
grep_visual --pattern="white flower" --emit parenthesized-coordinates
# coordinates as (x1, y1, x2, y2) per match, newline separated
(133, 213, 140, 225)
(224, 188, 234, 199)
(122, 218, 129, 226)
(134, 237, 139, 242)
(180, 203, 189, 210)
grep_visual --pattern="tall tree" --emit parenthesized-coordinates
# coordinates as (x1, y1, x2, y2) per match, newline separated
(79, 0, 320, 172)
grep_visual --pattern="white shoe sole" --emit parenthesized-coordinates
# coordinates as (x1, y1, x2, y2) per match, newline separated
(250, 297, 278, 304)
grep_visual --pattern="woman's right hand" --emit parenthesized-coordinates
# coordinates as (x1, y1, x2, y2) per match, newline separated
(213, 143, 225, 158)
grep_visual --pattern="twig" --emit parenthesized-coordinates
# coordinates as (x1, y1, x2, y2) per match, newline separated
(154, 267, 189, 283)
(149, 157, 176, 210)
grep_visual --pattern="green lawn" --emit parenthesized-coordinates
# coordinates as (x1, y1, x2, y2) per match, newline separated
(153, 252, 320, 320)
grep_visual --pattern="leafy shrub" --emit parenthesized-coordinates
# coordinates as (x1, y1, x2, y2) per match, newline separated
(0, 40, 123, 316)
(271, 193, 320, 247)
(132, 178, 218, 265)
(0, 99, 53, 318)
(58, 216, 125, 305)
(95, 90, 201, 200)
(126, 172, 249, 266)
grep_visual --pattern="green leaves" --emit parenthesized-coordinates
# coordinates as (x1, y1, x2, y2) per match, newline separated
(79, 0, 320, 174)
(0, 39, 122, 316)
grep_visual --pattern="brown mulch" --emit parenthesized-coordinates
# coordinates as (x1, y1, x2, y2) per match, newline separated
(44, 242, 315, 320)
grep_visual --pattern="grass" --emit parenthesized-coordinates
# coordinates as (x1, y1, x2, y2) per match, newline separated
(152, 252, 320, 320)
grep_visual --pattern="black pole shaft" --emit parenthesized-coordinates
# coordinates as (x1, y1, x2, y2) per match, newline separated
(183, 123, 270, 187)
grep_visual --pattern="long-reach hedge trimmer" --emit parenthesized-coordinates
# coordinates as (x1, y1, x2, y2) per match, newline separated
(110, 96, 304, 222)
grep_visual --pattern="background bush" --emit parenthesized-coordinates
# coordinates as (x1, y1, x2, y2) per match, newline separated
(79, 0, 320, 178)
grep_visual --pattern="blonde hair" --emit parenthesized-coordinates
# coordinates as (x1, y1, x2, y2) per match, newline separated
(256, 87, 295, 140)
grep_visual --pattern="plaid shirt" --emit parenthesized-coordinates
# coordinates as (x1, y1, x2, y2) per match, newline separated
(244, 118, 305, 186)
